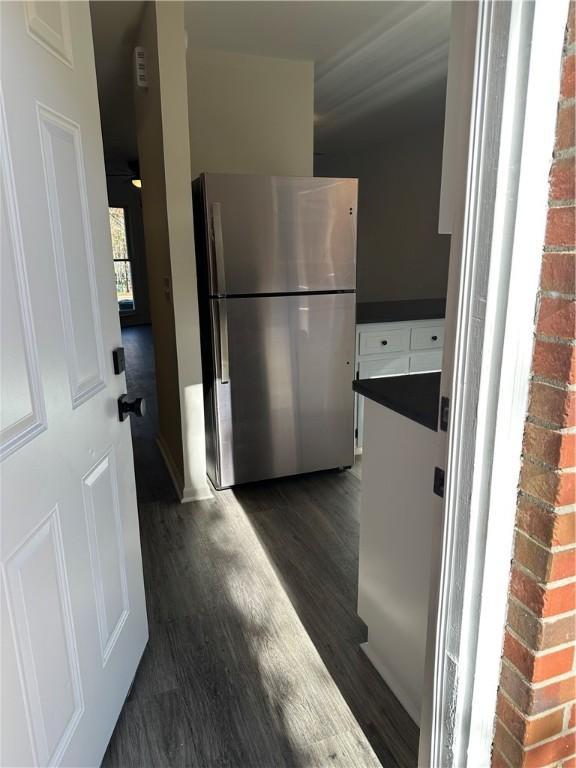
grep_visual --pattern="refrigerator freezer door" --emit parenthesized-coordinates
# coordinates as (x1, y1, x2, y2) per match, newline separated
(203, 174, 357, 295)
(209, 292, 356, 488)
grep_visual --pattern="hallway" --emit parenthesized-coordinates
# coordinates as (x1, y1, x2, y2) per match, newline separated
(103, 326, 418, 768)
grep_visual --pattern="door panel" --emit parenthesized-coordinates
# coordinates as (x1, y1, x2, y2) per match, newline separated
(38, 105, 106, 407)
(212, 292, 355, 487)
(1, 3, 148, 766)
(0, 117, 47, 459)
(4, 508, 83, 767)
(204, 174, 357, 295)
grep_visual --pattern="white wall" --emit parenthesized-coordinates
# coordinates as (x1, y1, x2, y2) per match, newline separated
(134, 1, 211, 502)
(186, 48, 314, 180)
(315, 121, 450, 304)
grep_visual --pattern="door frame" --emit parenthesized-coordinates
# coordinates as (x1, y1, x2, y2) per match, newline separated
(420, 0, 570, 765)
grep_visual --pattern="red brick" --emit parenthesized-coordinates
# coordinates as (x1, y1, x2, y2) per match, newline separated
(537, 297, 576, 339)
(525, 708, 565, 746)
(543, 580, 576, 617)
(568, 1, 575, 46)
(532, 339, 576, 386)
(541, 613, 576, 649)
(517, 499, 576, 548)
(556, 103, 576, 153)
(504, 630, 536, 678)
(524, 733, 576, 767)
(550, 158, 576, 202)
(561, 54, 576, 100)
(519, 461, 561, 506)
(529, 382, 576, 428)
(494, 720, 523, 765)
(511, 568, 576, 618)
(546, 207, 576, 248)
(556, 513, 576, 547)
(532, 676, 576, 714)
(491, 748, 510, 768)
(519, 462, 575, 508)
(523, 424, 576, 470)
(563, 757, 576, 768)
(498, 693, 527, 743)
(507, 598, 542, 648)
(570, 703, 576, 728)
(541, 252, 576, 295)
(533, 645, 575, 682)
(511, 568, 544, 615)
(549, 548, 576, 580)
(501, 660, 532, 711)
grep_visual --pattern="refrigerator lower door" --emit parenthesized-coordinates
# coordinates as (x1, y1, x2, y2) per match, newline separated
(209, 292, 355, 488)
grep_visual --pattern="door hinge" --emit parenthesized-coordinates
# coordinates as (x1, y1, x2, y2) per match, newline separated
(112, 347, 125, 374)
(355, 427, 358, 439)
(440, 396, 449, 432)
(433, 467, 445, 498)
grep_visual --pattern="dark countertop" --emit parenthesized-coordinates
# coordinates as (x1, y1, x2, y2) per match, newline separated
(356, 299, 446, 325)
(353, 373, 441, 432)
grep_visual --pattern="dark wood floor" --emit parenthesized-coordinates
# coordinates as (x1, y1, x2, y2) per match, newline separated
(103, 325, 418, 768)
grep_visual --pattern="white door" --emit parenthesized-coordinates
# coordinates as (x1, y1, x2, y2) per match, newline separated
(1, 3, 148, 766)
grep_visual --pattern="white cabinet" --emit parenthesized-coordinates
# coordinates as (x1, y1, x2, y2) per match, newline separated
(355, 318, 445, 449)
(358, 398, 440, 722)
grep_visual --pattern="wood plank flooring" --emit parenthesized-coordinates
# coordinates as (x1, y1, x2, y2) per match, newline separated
(103, 326, 418, 768)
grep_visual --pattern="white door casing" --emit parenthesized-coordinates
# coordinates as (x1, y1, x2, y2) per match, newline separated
(1, 3, 148, 766)
(419, 0, 570, 765)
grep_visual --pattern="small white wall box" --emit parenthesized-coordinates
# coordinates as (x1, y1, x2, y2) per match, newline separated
(134, 47, 148, 88)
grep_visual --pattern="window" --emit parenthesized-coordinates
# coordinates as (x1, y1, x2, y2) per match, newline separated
(108, 206, 134, 312)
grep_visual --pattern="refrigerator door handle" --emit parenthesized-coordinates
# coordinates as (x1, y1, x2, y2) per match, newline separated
(211, 202, 226, 296)
(217, 298, 230, 384)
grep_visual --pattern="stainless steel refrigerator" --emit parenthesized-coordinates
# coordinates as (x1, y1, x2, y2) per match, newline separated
(192, 173, 358, 489)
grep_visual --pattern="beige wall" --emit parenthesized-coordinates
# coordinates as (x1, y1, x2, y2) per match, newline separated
(186, 48, 314, 180)
(134, 1, 210, 502)
(315, 122, 450, 303)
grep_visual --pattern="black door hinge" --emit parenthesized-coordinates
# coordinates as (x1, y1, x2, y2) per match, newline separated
(433, 467, 445, 498)
(440, 396, 449, 432)
(112, 347, 125, 374)
(355, 427, 358, 439)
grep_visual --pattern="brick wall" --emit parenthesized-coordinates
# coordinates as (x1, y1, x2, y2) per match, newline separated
(492, 4, 576, 767)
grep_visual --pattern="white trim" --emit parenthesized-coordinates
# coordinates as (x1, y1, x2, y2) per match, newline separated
(421, 0, 570, 765)
(156, 434, 212, 504)
(462, 0, 570, 763)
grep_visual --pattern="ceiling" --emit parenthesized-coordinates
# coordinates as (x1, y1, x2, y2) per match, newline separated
(90, 1, 450, 165)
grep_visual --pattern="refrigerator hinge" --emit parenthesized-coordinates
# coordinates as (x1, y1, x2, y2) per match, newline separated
(440, 396, 449, 432)
(433, 467, 445, 498)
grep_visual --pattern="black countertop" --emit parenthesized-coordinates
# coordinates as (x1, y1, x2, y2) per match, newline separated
(353, 373, 441, 432)
(356, 299, 446, 325)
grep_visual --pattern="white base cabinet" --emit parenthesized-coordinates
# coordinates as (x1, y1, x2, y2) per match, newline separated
(355, 319, 444, 448)
(357, 398, 440, 723)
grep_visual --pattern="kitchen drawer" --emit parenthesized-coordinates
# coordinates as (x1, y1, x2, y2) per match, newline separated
(409, 350, 443, 373)
(358, 327, 410, 355)
(410, 325, 444, 351)
(359, 356, 409, 379)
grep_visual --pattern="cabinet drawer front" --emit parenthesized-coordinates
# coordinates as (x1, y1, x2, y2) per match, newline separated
(358, 328, 410, 355)
(409, 351, 443, 373)
(359, 356, 409, 379)
(410, 325, 444, 350)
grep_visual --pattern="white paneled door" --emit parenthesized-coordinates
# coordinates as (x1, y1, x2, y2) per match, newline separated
(1, 3, 148, 766)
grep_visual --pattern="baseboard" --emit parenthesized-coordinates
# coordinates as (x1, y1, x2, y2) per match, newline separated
(180, 483, 213, 503)
(360, 641, 420, 725)
(156, 435, 212, 504)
